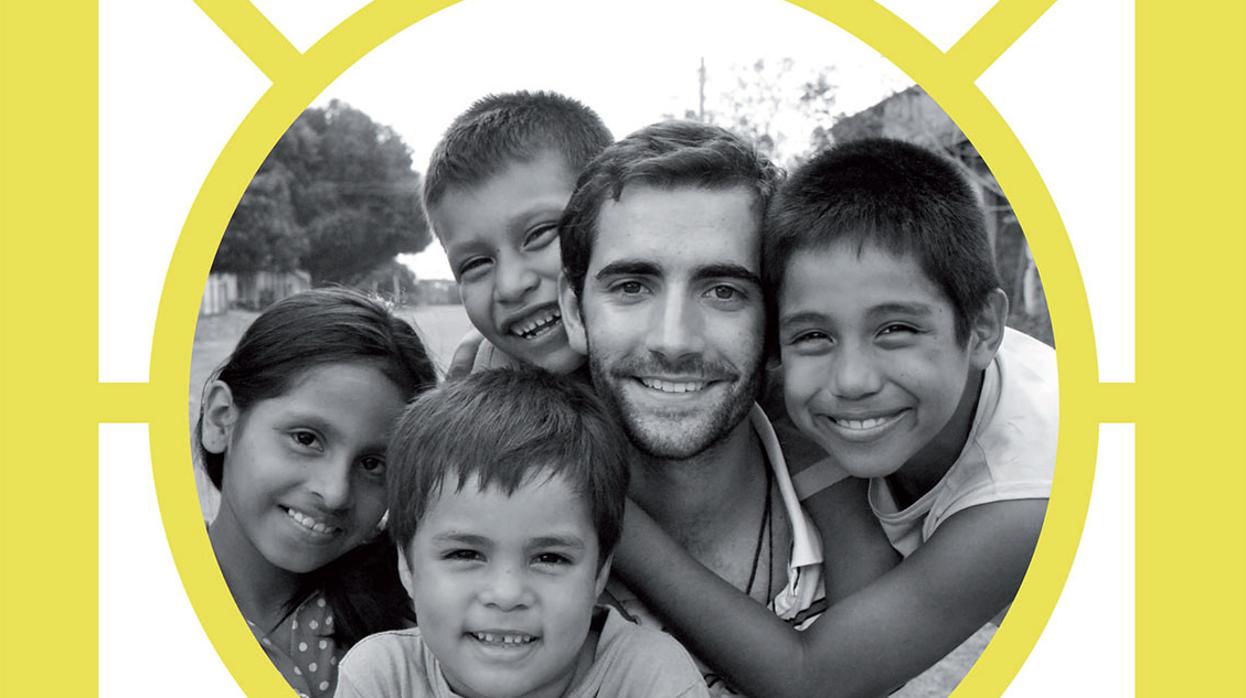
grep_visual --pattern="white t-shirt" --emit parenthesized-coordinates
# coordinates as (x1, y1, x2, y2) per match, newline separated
(869, 328, 1058, 556)
(334, 607, 707, 698)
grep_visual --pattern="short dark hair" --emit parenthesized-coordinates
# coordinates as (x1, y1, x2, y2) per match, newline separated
(387, 368, 629, 566)
(422, 91, 613, 216)
(196, 287, 438, 489)
(559, 120, 784, 296)
(764, 138, 1002, 341)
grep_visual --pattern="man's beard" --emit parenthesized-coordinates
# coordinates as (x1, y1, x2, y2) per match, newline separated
(587, 346, 763, 461)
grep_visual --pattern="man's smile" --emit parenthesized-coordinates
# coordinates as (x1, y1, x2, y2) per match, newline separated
(637, 377, 709, 394)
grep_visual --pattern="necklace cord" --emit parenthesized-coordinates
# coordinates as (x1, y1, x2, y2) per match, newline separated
(766, 464, 775, 606)
(744, 463, 774, 600)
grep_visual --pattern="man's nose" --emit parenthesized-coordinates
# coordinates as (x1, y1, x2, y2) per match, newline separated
(644, 291, 705, 360)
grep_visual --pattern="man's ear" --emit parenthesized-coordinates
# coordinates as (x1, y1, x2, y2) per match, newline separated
(594, 552, 614, 597)
(558, 272, 589, 356)
(200, 380, 239, 454)
(968, 288, 1009, 370)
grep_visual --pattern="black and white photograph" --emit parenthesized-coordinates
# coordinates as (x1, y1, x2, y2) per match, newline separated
(189, 3, 1057, 696)
(16, 1, 1246, 697)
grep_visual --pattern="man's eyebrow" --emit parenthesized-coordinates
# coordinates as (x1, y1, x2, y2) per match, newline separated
(693, 263, 761, 286)
(594, 259, 661, 280)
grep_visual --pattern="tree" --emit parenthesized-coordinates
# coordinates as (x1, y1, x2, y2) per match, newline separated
(211, 161, 307, 273)
(214, 100, 431, 285)
(690, 58, 840, 167)
(356, 257, 419, 300)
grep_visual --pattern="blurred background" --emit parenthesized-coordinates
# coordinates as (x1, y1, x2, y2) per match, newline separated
(194, 62, 1051, 395)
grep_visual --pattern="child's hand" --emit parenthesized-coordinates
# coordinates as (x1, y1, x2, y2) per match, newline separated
(445, 328, 484, 381)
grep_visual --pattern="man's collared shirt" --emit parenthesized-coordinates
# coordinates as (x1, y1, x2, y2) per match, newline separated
(605, 405, 827, 695)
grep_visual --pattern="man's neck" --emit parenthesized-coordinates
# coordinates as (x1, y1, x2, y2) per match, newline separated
(629, 413, 766, 552)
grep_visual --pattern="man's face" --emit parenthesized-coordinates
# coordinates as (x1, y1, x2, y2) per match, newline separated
(561, 184, 765, 460)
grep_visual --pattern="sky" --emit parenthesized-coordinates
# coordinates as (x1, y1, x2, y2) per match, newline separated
(294, 0, 914, 279)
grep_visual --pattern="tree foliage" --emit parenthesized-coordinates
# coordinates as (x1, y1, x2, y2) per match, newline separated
(214, 100, 430, 285)
(692, 58, 840, 167)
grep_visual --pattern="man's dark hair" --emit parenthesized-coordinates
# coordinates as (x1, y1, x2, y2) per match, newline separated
(764, 138, 1002, 341)
(559, 120, 783, 296)
(387, 368, 629, 566)
(422, 91, 613, 217)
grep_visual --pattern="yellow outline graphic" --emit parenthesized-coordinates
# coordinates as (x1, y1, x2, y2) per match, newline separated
(195, 0, 303, 82)
(946, 0, 1057, 80)
(157, 1, 1098, 695)
(6, 1, 1242, 696)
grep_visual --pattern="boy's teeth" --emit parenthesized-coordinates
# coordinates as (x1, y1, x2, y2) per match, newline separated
(640, 378, 706, 394)
(285, 507, 337, 535)
(512, 310, 561, 339)
(834, 416, 889, 430)
(472, 632, 535, 645)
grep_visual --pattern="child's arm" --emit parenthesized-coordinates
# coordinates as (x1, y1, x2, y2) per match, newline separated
(613, 497, 1046, 698)
(803, 477, 902, 601)
(767, 406, 899, 600)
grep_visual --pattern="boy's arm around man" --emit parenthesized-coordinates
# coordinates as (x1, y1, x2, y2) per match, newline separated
(613, 493, 1045, 698)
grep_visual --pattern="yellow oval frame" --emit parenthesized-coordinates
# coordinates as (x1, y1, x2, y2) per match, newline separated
(149, 1, 1098, 695)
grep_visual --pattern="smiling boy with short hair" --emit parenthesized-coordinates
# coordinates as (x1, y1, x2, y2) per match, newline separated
(423, 91, 612, 375)
(760, 136, 1056, 692)
(767, 138, 1056, 551)
(334, 369, 708, 698)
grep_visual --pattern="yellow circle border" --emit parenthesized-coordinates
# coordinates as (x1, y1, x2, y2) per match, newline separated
(148, 1, 1099, 695)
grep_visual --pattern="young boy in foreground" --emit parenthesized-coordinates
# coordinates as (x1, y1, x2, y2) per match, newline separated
(334, 369, 709, 698)
(611, 138, 1056, 697)
(422, 91, 612, 376)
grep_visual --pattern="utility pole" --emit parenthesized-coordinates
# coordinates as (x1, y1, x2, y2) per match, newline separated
(698, 56, 706, 122)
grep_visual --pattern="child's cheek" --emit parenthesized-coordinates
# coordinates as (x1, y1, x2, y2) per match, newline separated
(460, 281, 498, 339)
(781, 358, 821, 418)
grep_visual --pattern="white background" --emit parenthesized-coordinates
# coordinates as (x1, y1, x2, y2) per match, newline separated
(99, 0, 1134, 694)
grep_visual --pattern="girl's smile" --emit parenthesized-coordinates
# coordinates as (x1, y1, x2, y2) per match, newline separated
(206, 362, 407, 578)
(281, 505, 345, 539)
